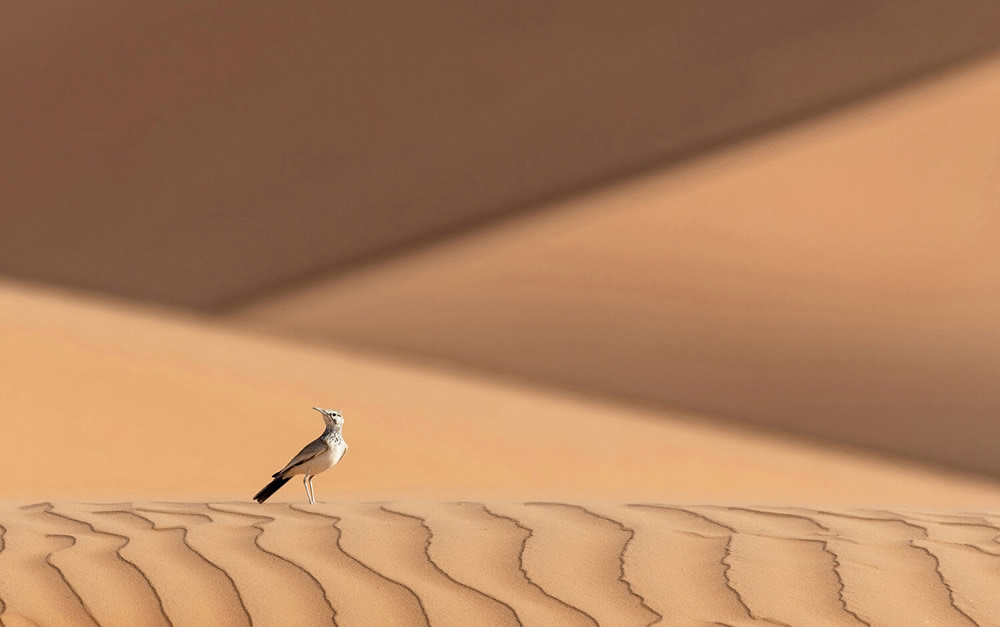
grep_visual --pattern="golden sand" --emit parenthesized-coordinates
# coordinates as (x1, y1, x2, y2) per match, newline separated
(3, 281, 1000, 505)
(0, 502, 996, 625)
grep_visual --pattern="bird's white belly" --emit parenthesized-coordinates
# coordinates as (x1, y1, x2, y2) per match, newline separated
(301, 442, 346, 476)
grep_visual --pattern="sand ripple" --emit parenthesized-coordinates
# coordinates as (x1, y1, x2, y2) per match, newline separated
(0, 503, 996, 626)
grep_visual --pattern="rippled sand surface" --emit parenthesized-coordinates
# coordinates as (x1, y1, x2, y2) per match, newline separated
(1, 502, 997, 626)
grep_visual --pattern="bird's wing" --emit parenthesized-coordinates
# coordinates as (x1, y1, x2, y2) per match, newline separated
(273, 437, 329, 478)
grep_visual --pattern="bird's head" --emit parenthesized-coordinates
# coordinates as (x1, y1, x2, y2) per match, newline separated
(313, 407, 344, 428)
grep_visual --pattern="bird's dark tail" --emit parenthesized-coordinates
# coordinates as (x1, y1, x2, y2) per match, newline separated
(253, 476, 290, 503)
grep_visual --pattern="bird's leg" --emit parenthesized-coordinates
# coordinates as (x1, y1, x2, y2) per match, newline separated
(309, 476, 317, 504)
(303, 474, 313, 504)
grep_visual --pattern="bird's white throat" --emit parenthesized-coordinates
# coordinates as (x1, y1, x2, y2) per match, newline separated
(324, 425, 344, 445)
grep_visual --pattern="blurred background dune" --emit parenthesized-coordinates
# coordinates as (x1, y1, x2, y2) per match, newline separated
(3, 1, 1000, 499)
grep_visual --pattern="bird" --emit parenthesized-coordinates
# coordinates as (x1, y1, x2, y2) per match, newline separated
(253, 407, 348, 504)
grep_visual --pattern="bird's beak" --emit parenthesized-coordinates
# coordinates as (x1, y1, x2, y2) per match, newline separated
(312, 406, 323, 413)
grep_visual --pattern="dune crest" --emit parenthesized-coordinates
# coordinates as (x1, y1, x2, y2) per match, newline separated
(0, 502, 997, 626)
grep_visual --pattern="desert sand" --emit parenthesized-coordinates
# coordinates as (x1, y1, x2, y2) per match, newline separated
(235, 53, 1000, 477)
(3, 279, 1000, 505)
(6, 280, 1000, 623)
(4, 7, 1000, 623)
(1, 501, 998, 626)
(4, 3, 1000, 308)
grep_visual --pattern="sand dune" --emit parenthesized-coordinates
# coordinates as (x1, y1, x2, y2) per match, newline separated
(0, 502, 997, 626)
(6, 7, 1000, 623)
(5, 280, 1000, 505)
(5, 3, 1000, 307)
(235, 53, 1000, 476)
